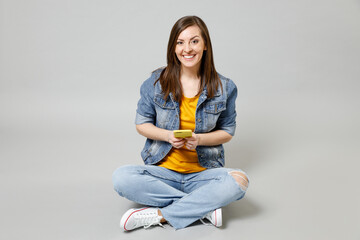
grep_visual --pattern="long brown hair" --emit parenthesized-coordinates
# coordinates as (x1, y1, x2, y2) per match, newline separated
(155, 16, 222, 102)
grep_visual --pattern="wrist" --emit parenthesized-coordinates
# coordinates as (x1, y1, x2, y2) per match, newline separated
(165, 130, 172, 143)
(197, 133, 202, 146)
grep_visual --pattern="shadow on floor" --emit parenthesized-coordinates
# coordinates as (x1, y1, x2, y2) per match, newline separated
(221, 197, 262, 227)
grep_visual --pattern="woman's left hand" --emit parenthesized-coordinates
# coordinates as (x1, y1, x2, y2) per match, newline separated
(185, 132, 200, 150)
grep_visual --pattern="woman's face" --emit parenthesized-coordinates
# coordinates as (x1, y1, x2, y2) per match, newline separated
(175, 25, 207, 72)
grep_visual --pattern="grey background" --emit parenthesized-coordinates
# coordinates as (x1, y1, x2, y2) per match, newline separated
(1, 0, 359, 239)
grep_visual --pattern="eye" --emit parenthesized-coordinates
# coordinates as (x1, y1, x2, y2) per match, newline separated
(177, 41, 183, 45)
(192, 39, 199, 44)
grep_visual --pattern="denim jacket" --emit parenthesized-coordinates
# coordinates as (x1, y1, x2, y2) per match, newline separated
(135, 68, 237, 169)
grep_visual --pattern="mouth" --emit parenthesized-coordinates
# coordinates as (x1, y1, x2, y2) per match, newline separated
(183, 54, 196, 60)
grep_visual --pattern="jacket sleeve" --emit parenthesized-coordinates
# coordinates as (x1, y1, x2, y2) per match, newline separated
(216, 79, 237, 136)
(135, 78, 156, 125)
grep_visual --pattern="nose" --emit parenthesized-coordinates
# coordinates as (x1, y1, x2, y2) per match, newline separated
(184, 43, 192, 52)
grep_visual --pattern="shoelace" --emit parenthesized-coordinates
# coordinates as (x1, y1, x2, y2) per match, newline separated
(200, 212, 213, 226)
(200, 218, 212, 226)
(134, 212, 165, 229)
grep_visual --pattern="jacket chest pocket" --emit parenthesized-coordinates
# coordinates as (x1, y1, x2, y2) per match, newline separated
(154, 95, 176, 129)
(203, 101, 226, 131)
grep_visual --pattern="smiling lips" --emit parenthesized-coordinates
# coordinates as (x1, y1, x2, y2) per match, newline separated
(183, 54, 195, 59)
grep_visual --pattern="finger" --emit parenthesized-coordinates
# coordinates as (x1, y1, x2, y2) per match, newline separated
(174, 144, 184, 149)
(186, 136, 195, 141)
(173, 137, 182, 141)
(175, 141, 185, 146)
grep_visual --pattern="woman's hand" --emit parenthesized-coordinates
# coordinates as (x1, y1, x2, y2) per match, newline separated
(168, 131, 186, 149)
(185, 132, 200, 150)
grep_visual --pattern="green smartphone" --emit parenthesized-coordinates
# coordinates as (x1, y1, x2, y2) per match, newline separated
(173, 130, 192, 138)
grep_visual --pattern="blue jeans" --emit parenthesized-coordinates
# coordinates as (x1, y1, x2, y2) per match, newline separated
(112, 165, 249, 229)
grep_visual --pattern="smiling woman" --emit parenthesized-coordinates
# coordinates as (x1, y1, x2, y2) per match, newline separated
(175, 25, 207, 72)
(112, 15, 249, 231)
(157, 15, 220, 103)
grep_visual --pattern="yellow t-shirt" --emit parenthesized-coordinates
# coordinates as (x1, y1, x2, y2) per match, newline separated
(157, 95, 207, 173)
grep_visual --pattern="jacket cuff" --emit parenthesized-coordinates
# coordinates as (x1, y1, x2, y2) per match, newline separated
(219, 125, 236, 136)
(135, 112, 154, 125)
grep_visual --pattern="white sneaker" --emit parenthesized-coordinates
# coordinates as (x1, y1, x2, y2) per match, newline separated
(120, 207, 164, 231)
(200, 208, 222, 227)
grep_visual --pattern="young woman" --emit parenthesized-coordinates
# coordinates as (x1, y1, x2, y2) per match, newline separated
(112, 15, 249, 231)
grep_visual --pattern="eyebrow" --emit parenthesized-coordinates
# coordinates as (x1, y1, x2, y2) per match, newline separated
(177, 35, 200, 41)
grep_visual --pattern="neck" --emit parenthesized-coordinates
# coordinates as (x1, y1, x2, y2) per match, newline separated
(180, 65, 200, 80)
(180, 67, 201, 98)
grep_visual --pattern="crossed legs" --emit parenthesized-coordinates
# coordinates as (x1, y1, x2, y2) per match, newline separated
(112, 165, 249, 229)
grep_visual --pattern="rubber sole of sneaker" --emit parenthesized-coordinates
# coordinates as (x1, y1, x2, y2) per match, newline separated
(120, 207, 149, 231)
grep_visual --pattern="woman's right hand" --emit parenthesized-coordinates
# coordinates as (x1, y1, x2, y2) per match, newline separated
(167, 131, 185, 149)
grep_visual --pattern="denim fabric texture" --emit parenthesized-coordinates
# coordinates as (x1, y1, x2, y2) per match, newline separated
(135, 68, 238, 168)
(113, 165, 249, 229)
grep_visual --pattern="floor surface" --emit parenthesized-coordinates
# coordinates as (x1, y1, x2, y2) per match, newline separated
(1, 128, 359, 239)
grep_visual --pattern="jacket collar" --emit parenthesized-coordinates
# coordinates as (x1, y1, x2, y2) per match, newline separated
(154, 81, 221, 100)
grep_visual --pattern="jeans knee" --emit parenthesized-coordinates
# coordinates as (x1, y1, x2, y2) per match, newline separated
(229, 170, 249, 191)
(112, 165, 134, 194)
